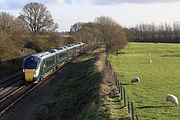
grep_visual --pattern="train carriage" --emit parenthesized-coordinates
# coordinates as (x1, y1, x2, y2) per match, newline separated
(43, 52, 57, 76)
(22, 42, 84, 84)
(66, 44, 76, 60)
(56, 47, 68, 66)
(75, 42, 84, 53)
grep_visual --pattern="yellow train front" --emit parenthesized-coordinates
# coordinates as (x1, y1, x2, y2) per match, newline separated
(23, 55, 42, 83)
(23, 51, 59, 84)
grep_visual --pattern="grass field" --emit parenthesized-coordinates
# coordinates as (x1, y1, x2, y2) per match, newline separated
(109, 42, 180, 119)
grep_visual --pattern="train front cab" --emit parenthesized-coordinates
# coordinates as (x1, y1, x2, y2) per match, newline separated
(23, 56, 40, 83)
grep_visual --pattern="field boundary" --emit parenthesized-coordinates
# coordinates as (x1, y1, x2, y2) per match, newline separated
(105, 55, 139, 120)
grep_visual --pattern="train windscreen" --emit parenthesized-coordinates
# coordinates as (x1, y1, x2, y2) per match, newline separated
(24, 56, 40, 69)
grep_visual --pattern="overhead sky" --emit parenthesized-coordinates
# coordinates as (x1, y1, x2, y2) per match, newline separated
(1, 0, 180, 31)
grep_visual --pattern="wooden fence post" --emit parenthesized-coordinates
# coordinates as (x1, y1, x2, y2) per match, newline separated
(128, 101, 130, 113)
(116, 74, 118, 82)
(114, 73, 117, 87)
(123, 88, 126, 107)
(116, 74, 119, 87)
(131, 102, 134, 120)
(135, 114, 138, 120)
(118, 81, 120, 94)
(120, 82, 123, 100)
(117, 81, 120, 91)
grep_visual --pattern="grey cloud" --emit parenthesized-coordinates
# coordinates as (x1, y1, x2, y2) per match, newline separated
(0, 0, 56, 10)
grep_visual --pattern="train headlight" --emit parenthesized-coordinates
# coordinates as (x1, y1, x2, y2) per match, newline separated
(34, 70, 39, 77)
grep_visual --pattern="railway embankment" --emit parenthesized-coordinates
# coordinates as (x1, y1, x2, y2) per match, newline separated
(30, 47, 120, 120)
(1, 46, 120, 120)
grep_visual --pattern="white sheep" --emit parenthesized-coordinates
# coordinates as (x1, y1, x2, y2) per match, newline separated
(166, 94, 179, 106)
(148, 59, 152, 64)
(131, 77, 140, 84)
(148, 53, 151, 57)
(133, 50, 135, 54)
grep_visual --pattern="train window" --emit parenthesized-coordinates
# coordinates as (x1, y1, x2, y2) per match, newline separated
(46, 56, 55, 67)
(59, 52, 66, 61)
(57, 47, 63, 50)
(67, 44, 72, 47)
(24, 56, 40, 69)
(49, 49, 56, 53)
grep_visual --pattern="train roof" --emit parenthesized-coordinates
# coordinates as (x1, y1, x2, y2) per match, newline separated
(24, 42, 84, 61)
(77, 42, 84, 46)
(28, 51, 55, 60)
(64, 44, 75, 50)
(56, 46, 68, 53)
(31, 52, 50, 57)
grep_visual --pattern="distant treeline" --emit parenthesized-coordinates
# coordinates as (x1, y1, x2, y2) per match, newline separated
(129, 22, 180, 43)
(70, 16, 128, 54)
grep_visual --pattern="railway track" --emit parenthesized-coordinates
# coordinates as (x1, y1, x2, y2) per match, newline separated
(0, 44, 101, 118)
(0, 59, 70, 118)
(0, 72, 22, 85)
(0, 64, 65, 118)
(0, 72, 23, 104)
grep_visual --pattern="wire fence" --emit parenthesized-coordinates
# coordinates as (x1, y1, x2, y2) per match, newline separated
(105, 58, 139, 120)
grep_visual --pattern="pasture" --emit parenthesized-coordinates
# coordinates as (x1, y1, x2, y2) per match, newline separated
(109, 42, 180, 119)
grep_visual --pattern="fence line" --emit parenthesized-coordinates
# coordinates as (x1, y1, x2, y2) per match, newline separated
(131, 102, 135, 120)
(106, 58, 138, 120)
(123, 88, 126, 107)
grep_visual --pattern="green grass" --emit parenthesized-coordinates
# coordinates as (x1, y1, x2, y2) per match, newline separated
(109, 42, 180, 120)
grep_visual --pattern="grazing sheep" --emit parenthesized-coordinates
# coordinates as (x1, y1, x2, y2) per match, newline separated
(131, 77, 140, 84)
(148, 53, 151, 57)
(148, 59, 152, 64)
(166, 94, 179, 106)
(133, 50, 135, 54)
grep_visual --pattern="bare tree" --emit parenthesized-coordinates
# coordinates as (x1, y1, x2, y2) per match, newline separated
(95, 16, 128, 53)
(71, 17, 128, 52)
(9, 18, 30, 48)
(19, 2, 58, 34)
(129, 22, 180, 43)
(0, 12, 14, 32)
(71, 22, 101, 45)
(0, 30, 15, 62)
(70, 22, 83, 33)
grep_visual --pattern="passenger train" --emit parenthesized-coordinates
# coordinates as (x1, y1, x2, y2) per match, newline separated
(22, 42, 84, 84)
